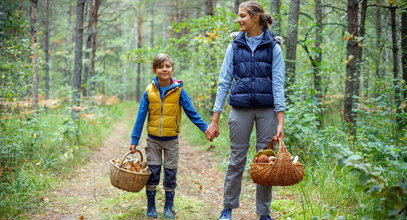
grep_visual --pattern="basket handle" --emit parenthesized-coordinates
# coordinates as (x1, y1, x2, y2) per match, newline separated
(267, 138, 288, 152)
(119, 150, 144, 168)
(277, 138, 288, 153)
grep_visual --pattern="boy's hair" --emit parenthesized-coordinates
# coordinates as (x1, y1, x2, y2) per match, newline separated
(152, 53, 174, 70)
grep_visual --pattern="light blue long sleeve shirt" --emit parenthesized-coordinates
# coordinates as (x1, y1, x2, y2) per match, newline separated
(213, 32, 286, 113)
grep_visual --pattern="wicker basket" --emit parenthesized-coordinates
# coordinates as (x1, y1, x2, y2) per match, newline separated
(109, 150, 151, 192)
(249, 139, 304, 186)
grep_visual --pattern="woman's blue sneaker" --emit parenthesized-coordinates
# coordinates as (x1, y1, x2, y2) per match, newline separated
(217, 208, 232, 220)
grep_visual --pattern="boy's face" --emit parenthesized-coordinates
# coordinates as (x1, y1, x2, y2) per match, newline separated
(153, 60, 173, 82)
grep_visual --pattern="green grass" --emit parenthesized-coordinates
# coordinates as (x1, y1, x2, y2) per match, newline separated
(0, 102, 130, 218)
(92, 188, 205, 219)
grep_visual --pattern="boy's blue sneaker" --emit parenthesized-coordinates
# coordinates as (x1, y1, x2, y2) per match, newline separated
(259, 215, 272, 220)
(217, 208, 232, 220)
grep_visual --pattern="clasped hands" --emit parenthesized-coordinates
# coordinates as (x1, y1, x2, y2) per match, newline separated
(205, 121, 219, 142)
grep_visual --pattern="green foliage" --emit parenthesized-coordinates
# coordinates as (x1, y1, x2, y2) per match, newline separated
(0, 103, 124, 218)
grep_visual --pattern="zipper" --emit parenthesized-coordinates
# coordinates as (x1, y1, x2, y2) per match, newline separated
(175, 116, 179, 132)
(158, 86, 179, 137)
(159, 101, 163, 136)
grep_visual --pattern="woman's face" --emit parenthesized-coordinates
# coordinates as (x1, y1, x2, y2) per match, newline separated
(237, 7, 259, 33)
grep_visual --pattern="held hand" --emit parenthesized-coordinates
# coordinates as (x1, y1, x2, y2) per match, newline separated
(205, 129, 214, 142)
(206, 122, 220, 141)
(129, 144, 137, 153)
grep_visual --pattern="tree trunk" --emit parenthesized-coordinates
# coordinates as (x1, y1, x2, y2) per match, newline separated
(359, 0, 368, 97)
(83, 0, 93, 97)
(30, 0, 39, 111)
(150, 0, 155, 48)
(344, 0, 360, 136)
(390, 5, 401, 126)
(206, 0, 214, 16)
(89, 0, 100, 96)
(44, 0, 50, 100)
(234, 0, 243, 14)
(270, 0, 281, 35)
(72, 0, 85, 116)
(136, 14, 143, 102)
(65, 0, 73, 86)
(401, 8, 407, 130)
(314, 0, 322, 100)
(374, 0, 383, 95)
(285, 0, 300, 87)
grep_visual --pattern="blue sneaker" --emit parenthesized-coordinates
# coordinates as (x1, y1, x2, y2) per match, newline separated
(218, 208, 232, 220)
(259, 215, 272, 220)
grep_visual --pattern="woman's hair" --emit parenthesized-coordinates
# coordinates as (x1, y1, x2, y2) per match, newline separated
(240, 1, 273, 30)
(152, 53, 174, 70)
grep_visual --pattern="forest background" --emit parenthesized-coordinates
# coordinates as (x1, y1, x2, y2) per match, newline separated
(0, 0, 406, 219)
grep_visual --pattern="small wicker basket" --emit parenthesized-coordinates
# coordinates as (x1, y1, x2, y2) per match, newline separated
(109, 150, 151, 192)
(249, 139, 304, 186)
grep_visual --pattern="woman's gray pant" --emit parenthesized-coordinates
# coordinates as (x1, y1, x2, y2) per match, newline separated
(223, 107, 277, 215)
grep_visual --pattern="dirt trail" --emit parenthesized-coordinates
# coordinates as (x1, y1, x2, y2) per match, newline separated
(28, 110, 286, 220)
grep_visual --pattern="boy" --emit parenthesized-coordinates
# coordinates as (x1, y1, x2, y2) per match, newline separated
(130, 53, 212, 218)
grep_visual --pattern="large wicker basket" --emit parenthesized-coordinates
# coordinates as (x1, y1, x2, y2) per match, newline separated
(109, 150, 151, 192)
(249, 139, 304, 186)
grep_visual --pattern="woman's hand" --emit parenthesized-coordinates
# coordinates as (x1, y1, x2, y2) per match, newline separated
(274, 123, 284, 140)
(273, 112, 284, 140)
(129, 144, 137, 153)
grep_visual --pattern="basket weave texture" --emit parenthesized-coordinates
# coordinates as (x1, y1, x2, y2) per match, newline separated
(109, 150, 151, 192)
(249, 139, 304, 186)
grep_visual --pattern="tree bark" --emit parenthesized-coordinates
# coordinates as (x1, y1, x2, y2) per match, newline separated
(150, 0, 155, 48)
(359, 0, 368, 97)
(285, 0, 300, 87)
(314, 0, 322, 99)
(402, 8, 407, 129)
(344, 0, 360, 135)
(65, 0, 73, 86)
(30, 0, 39, 111)
(374, 0, 383, 94)
(270, 0, 281, 35)
(234, 0, 243, 14)
(72, 0, 85, 116)
(44, 0, 50, 100)
(390, 5, 401, 126)
(136, 14, 143, 102)
(206, 0, 214, 16)
(89, 0, 100, 96)
(83, 0, 93, 97)
(402, 8, 407, 103)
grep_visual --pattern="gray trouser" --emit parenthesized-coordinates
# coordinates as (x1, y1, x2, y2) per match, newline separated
(223, 107, 277, 215)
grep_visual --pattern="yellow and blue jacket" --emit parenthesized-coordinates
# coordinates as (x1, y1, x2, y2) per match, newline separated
(131, 77, 208, 145)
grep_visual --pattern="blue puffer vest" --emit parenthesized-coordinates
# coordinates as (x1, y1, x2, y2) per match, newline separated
(230, 29, 277, 108)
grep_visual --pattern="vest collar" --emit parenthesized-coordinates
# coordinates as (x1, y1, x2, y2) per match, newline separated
(233, 29, 275, 48)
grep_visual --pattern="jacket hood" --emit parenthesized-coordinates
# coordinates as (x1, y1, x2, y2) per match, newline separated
(152, 76, 183, 91)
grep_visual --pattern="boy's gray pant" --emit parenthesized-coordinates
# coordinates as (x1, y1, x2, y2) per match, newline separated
(223, 107, 277, 215)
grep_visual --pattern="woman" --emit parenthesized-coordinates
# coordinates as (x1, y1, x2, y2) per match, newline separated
(206, 1, 285, 220)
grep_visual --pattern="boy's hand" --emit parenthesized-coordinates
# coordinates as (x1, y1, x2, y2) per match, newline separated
(129, 144, 137, 153)
(205, 129, 215, 142)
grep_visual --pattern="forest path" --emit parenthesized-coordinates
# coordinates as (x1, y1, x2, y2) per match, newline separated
(28, 107, 291, 220)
